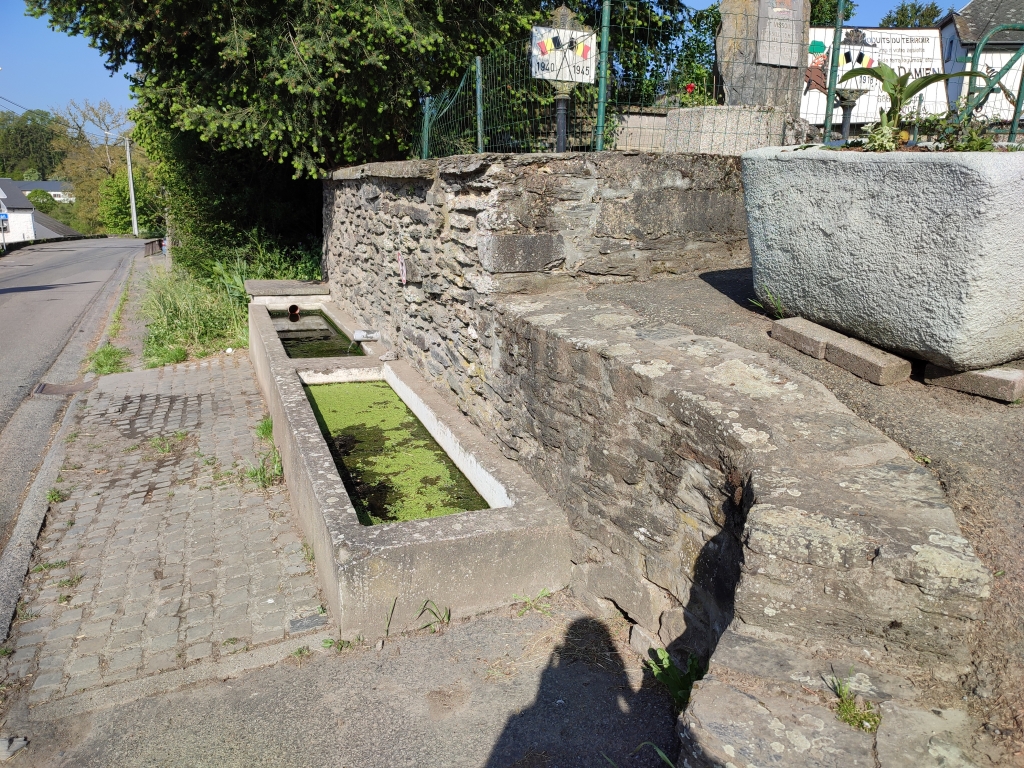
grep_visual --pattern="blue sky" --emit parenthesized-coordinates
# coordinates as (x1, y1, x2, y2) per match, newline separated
(0, 0, 950, 119)
(0, 5, 135, 116)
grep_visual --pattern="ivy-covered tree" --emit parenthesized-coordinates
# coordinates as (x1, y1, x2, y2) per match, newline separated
(28, 0, 544, 175)
(880, 1, 942, 27)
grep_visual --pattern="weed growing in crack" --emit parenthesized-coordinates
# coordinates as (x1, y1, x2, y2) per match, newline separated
(32, 560, 69, 573)
(598, 741, 675, 765)
(46, 488, 68, 504)
(748, 286, 789, 320)
(245, 448, 282, 489)
(384, 596, 398, 638)
(322, 636, 360, 652)
(302, 543, 315, 564)
(56, 575, 83, 588)
(15, 602, 38, 622)
(87, 343, 131, 375)
(292, 645, 310, 667)
(647, 648, 705, 713)
(512, 587, 553, 617)
(829, 671, 882, 732)
(418, 600, 451, 633)
(0, 648, 12, 658)
(58, 594, 71, 605)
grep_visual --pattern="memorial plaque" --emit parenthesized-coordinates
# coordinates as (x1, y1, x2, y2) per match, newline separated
(756, 0, 803, 67)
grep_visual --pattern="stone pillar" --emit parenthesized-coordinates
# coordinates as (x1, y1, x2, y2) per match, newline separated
(716, 0, 810, 118)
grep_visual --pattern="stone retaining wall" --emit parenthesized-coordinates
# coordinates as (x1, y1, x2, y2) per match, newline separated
(322, 151, 988, 677)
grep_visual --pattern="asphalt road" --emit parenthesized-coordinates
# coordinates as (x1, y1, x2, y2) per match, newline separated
(0, 238, 139, 539)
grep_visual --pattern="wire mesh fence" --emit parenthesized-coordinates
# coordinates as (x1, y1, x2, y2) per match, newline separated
(416, 2, 1024, 158)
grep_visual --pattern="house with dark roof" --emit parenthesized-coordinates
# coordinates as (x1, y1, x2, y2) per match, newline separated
(0, 178, 37, 245)
(13, 180, 75, 204)
(940, 0, 1024, 118)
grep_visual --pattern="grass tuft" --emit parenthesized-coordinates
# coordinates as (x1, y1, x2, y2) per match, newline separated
(32, 560, 70, 573)
(88, 343, 130, 375)
(748, 286, 789, 320)
(256, 416, 274, 441)
(141, 266, 248, 367)
(830, 671, 882, 732)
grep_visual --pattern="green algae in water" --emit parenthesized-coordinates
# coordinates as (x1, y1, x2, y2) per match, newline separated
(304, 381, 488, 525)
(270, 310, 365, 359)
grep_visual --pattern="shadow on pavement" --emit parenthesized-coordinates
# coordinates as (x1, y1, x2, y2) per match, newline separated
(484, 617, 678, 768)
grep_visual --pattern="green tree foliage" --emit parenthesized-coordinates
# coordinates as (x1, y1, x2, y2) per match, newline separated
(26, 189, 56, 215)
(98, 165, 164, 236)
(880, 1, 943, 27)
(29, 0, 546, 175)
(811, 0, 857, 25)
(0, 110, 66, 179)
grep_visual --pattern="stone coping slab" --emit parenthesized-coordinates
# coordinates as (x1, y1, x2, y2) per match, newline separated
(244, 279, 330, 297)
(248, 302, 571, 635)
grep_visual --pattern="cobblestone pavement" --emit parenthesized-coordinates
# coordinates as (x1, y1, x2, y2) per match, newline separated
(5, 356, 325, 706)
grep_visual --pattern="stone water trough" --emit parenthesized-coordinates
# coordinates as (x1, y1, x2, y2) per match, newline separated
(246, 281, 570, 635)
(743, 147, 1024, 371)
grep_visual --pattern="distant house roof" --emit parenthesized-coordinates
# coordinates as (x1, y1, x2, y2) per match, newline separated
(0, 178, 35, 211)
(939, 0, 1024, 46)
(14, 180, 71, 195)
(33, 211, 81, 239)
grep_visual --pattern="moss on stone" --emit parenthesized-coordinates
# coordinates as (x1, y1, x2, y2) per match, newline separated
(304, 381, 487, 525)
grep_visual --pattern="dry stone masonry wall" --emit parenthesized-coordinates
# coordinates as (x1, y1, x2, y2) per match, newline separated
(323, 151, 992, 765)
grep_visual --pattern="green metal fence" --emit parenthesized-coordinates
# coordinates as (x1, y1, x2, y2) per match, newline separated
(417, 1, 1024, 158)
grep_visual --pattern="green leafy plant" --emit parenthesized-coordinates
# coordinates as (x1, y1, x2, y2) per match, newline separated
(291, 645, 310, 667)
(864, 121, 899, 152)
(418, 600, 451, 633)
(0, 647, 14, 658)
(322, 636, 358, 652)
(840, 63, 988, 132)
(512, 587, 553, 617)
(829, 671, 882, 732)
(646, 647, 705, 712)
(87, 343, 130, 375)
(46, 488, 68, 504)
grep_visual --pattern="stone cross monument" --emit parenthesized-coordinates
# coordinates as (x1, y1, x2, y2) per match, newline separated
(716, 0, 811, 117)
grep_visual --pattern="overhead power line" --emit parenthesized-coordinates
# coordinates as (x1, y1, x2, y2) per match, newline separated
(0, 94, 128, 144)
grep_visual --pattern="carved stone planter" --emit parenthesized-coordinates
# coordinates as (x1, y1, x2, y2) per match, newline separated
(743, 146, 1024, 370)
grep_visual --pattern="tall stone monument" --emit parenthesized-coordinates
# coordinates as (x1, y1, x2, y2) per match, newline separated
(716, 0, 810, 116)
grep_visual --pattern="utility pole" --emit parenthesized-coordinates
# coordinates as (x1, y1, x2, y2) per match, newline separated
(124, 137, 139, 237)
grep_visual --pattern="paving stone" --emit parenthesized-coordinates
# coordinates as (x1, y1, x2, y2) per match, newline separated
(186, 642, 212, 662)
(288, 615, 329, 633)
(772, 317, 912, 385)
(30, 670, 64, 690)
(67, 655, 100, 675)
(4, 358, 320, 704)
(924, 364, 1024, 403)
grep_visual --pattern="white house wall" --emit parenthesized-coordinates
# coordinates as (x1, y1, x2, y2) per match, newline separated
(2, 212, 36, 244)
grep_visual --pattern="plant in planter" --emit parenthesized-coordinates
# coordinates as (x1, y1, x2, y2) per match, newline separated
(742, 135, 1024, 370)
(838, 63, 991, 150)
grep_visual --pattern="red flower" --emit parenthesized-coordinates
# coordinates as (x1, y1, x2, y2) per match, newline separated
(686, 83, 696, 94)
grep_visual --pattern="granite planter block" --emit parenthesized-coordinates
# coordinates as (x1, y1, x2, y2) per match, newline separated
(743, 146, 1024, 371)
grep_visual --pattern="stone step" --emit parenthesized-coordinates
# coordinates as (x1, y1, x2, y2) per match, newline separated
(678, 631, 994, 768)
